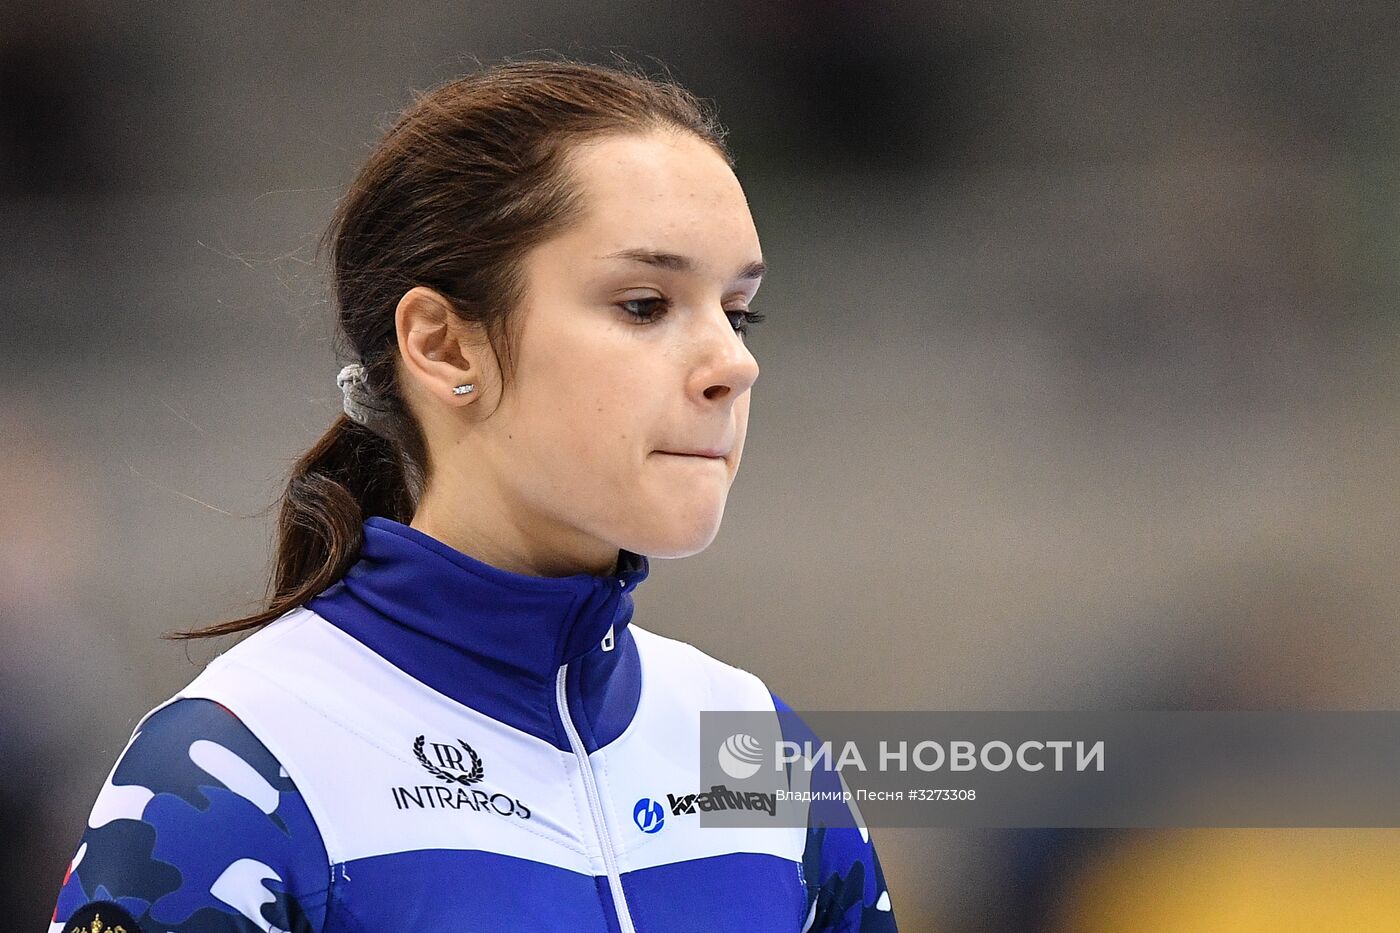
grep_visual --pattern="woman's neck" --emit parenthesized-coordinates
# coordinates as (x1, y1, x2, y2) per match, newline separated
(409, 489, 619, 579)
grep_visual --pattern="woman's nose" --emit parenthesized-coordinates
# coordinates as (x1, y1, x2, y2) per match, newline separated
(693, 310, 760, 402)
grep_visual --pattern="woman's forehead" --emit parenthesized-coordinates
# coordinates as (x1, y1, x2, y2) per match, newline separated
(569, 134, 748, 218)
(560, 134, 760, 273)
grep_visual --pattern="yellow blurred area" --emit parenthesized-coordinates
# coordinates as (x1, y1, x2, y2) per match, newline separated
(1052, 830, 1400, 932)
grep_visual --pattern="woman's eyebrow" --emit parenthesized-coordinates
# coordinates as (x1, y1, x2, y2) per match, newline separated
(601, 248, 766, 282)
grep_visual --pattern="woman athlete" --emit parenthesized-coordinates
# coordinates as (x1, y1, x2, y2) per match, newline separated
(50, 59, 897, 932)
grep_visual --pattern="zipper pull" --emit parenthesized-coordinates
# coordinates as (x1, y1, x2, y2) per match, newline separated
(601, 624, 615, 652)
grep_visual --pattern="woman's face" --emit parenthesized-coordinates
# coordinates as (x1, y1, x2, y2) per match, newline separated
(430, 130, 764, 571)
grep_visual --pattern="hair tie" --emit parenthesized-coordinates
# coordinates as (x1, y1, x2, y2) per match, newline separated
(337, 362, 391, 429)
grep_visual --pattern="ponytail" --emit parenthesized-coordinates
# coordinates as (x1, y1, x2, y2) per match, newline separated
(168, 415, 417, 640)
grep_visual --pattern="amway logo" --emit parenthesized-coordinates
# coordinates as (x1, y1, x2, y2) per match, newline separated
(667, 784, 776, 817)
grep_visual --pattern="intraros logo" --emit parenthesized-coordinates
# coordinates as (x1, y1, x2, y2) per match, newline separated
(391, 733, 533, 819)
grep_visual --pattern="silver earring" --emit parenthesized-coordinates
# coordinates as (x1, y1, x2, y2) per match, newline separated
(452, 383, 475, 396)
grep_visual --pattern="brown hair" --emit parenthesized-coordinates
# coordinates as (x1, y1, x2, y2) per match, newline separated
(172, 58, 731, 640)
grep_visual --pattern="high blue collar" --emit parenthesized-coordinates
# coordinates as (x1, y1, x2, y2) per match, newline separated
(306, 516, 650, 752)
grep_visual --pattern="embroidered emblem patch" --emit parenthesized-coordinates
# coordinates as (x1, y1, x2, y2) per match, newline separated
(413, 734, 485, 785)
(61, 902, 143, 933)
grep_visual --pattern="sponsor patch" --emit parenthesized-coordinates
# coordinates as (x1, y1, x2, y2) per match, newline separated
(394, 733, 532, 819)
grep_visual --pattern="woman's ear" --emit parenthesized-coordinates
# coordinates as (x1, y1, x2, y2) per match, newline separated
(394, 286, 488, 406)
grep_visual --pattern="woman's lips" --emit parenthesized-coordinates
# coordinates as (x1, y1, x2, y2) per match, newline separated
(658, 449, 727, 459)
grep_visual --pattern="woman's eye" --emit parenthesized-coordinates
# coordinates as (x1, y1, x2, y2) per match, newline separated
(619, 297, 767, 336)
(619, 297, 669, 323)
(727, 308, 767, 336)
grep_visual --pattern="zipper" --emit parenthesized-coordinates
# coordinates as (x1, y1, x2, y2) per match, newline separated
(556, 662, 637, 933)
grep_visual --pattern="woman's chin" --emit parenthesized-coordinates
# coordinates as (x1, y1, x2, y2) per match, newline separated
(624, 504, 727, 559)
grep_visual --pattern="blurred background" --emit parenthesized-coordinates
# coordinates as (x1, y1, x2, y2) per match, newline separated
(4, 1, 1399, 930)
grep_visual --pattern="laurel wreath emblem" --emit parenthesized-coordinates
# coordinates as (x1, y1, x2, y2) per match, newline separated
(413, 735, 485, 785)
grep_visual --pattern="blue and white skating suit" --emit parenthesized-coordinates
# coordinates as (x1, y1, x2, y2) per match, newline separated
(52, 516, 897, 932)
